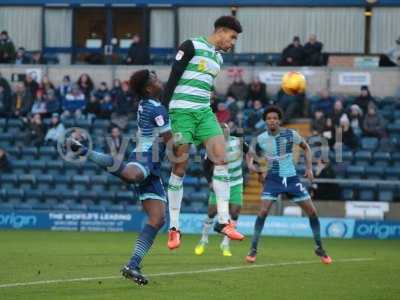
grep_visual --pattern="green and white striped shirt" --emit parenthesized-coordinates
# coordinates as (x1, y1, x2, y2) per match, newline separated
(169, 37, 223, 110)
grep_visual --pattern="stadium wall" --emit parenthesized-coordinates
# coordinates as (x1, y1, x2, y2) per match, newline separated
(1, 210, 400, 240)
(0, 65, 398, 97)
(1, 5, 399, 55)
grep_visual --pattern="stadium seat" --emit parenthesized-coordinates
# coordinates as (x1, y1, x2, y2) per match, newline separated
(68, 203, 88, 211)
(354, 151, 372, 166)
(107, 204, 125, 212)
(384, 167, 400, 180)
(39, 146, 58, 159)
(361, 137, 378, 151)
(71, 175, 90, 191)
(79, 190, 97, 201)
(91, 175, 109, 191)
(87, 204, 106, 212)
(14, 203, 33, 211)
(378, 189, 394, 202)
(25, 190, 43, 202)
(346, 165, 365, 179)
(0, 132, 14, 146)
(36, 174, 55, 190)
(17, 174, 36, 189)
(6, 189, 24, 201)
(98, 191, 115, 202)
(21, 147, 39, 160)
(59, 190, 79, 201)
(46, 160, 64, 175)
(0, 174, 17, 189)
(359, 183, 376, 201)
(54, 175, 71, 190)
(52, 203, 69, 211)
(32, 202, 51, 211)
(387, 123, 400, 134)
(28, 160, 47, 175)
(116, 191, 135, 202)
(391, 152, 400, 164)
(7, 146, 22, 159)
(342, 188, 355, 201)
(75, 118, 92, 130)
(372, 152, 391, 167)
(0, 203, 14, 210)
(364, 166, 384, 179)
(339, 150, 353, 163)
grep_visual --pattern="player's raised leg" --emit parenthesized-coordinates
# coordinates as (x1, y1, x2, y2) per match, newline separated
(297, 199, 332, 264)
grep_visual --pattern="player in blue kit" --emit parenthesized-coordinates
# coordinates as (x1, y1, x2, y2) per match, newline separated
(245, 106, 332, 265)
(67, 70, 172, 285)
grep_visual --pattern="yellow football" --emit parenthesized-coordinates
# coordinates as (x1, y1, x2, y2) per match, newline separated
(281, 71, 306, 96)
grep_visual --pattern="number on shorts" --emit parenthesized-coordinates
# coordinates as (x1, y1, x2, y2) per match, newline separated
(296, 183, 305, 192)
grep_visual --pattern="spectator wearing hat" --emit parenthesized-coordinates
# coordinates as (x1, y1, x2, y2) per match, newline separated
(0, 31, 16, 63)
(45, 113, 65, 146)
(354, 86, 376, 116)
(280, 36, 306, 66)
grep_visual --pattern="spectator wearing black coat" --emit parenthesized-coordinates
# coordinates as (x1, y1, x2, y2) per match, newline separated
(0, 31, 16, 63)
(354, 86, 376, 116)
(126, 34, 150, 65)
(247, 77, 268, 107)
(311, 158, 341, 200)
(304, 34, 324, 66)
(280, 36, 306, 66)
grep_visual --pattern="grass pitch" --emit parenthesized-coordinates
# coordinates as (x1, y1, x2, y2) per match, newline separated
(0, 230, 399, 300)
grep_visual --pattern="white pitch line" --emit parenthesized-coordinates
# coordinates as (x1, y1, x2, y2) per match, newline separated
(0, 257, 375, 289)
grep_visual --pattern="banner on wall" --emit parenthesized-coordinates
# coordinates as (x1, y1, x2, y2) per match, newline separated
(0, 211, 146, 232)
(1, 210, 400, 239)
(338, 72, 371, 86)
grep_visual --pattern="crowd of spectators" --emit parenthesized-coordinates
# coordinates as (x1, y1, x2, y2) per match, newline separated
(0, 71, 137, 148)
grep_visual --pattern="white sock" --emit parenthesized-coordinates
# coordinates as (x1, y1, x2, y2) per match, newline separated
(168, 173, 183, 229)
(221, 235, 230, 247)
(213, 165, 230, 224)
(200, 217, 214, 244)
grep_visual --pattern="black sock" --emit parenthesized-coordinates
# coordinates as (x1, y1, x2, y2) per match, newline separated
(251, 215, 267, 250)
(309, 215, 322, 248)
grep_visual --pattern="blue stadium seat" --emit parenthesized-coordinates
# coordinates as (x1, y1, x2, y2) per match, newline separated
(364, 166, 384, 179)
(79, 190, 97, 201)
(0, 132, 15, 145)
(346, 165, 365, 179)
(39, 146, 58, 159)
(98, 191, 115, 202)
(254, 53, 268, 65)
(87, 204, 106, 212)
(361, 137, 378, 151)
(378, 189, 394, 202)
(25, 190, 43, 201)
(6, 189, 24, 201)
(52, 203, 69, 211)
(59, 190, 79, 201)
(339, 150, 353, 163)
(46, 160, 64, 175)
(42, 190, 60, 201)
(14, 203, 33, 211)
(354, 151, 372, 166)
(359, 183, 376, 201)
(7, 146, 22, 159)
(125, 205, 141, 213)
(0, 203, 14, 210)
(32, 202, 51, 211)
(221, 53, 235, 66)
(384, 167, 400, 180)
(391, 153, 400, 164)
(116, 191, 135, 202)
(21, 147, 39, 160)
(17, 174, 36, 189)
(107, 204, 125, 212)
(54, 175, 71, 190)
(93, 119, 110, 130)
(387, 123, 400, 134)
(36, 174, 55, 190)
(28, 160, 47, 175)
(0, 174, 17, 189)
(71, 175, 90, 191)
(342, 188, 355, 201)
(68, 203, 88, 211)
(75, 118, 92, 130)
(91, 175, 109, 191)
(372, 152, 391, 167)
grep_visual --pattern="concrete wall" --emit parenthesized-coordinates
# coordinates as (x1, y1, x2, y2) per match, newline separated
(0, 65, 398, 97)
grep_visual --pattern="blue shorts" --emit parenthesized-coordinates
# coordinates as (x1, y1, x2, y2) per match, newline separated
(261, 174, 310, 202)
(127, 151, 166, 202)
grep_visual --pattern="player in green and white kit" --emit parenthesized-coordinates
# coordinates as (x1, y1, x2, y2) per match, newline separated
(163, 16, 244, 249)
(194, 123, 249, 257)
